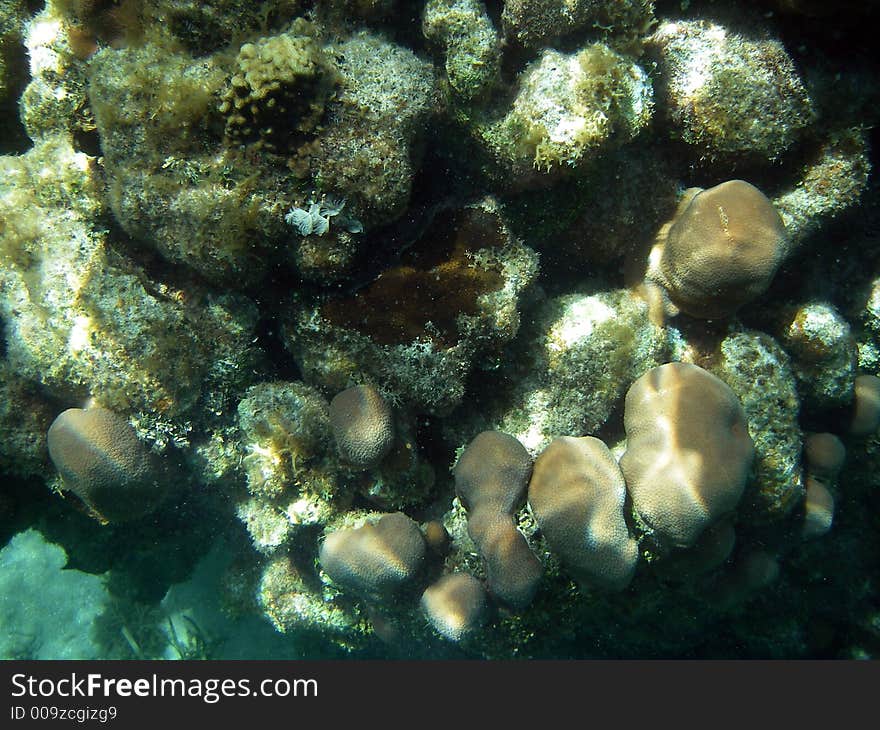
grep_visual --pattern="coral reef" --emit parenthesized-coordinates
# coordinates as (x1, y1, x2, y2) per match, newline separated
(422, 0, 500, 102)
(453, 431, 542, 610)
(329, 384, 395, 470)
(285, 197, 539, 415)
(529, 436, 637, 591)
(319, 512, 427, 600)
(472, 42, 653, 186)
(420, 573, 488, 642)
(2, 0, 879, 660)
(501, 0, 655, 50)
(646, 180, 788, 320)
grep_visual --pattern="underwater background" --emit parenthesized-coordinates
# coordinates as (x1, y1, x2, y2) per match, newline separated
(0, 0, 878, 660)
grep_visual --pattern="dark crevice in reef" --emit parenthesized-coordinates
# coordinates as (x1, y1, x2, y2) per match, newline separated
(0, 37, 31, 155)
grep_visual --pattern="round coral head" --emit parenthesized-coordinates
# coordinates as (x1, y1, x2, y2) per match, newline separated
(47, 407, 164, 523)
(657, 180, 787, 319)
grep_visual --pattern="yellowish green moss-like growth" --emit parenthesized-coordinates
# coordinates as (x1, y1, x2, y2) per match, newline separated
(473, 43, 652, 186)
(648, 20, 815, 166)
(422, 0, 501, 102)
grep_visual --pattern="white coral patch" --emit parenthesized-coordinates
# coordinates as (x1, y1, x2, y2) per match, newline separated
(547, 296, 616, 352)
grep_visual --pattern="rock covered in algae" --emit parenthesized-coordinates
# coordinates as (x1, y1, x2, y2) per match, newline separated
(772, 129, 871, 250)
(234, 381, 342, 554)
(310, 31, 437, 228)
(778, 303, 858, 412)
(422, 0, 501, 102)
(500, 0, 655, 50)
(284, 197, 539, 415)
(711, 330, 805, 522)
(0, 134, 260, 423)
(0, 0, 28, 148)
(648, 19, 815, 166)
(458, 288, 667, 454)
(473, 43, 653, 186)
(87, 39, 289, 287)
(0, 361, 55, 479)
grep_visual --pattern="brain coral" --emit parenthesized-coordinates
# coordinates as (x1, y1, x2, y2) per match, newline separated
(318, 512, 426, 600)
(619, 362, 755, 548)
(453, 430, 532, 515)
(802, 476, 834, 540)
(420, 572, 488, 642)
(848, 374, 880, 436)
(47, 407, 166, 523)
(529, 436, 638, 592)
(647, 180, 788, 319)
(803, 433, 845, 482)
(329, 384, 395, 470)
(453, 431, 542, 609)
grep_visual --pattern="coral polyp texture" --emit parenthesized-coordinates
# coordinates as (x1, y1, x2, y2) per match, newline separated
(453, 431, 542, 609)
(528, 436, 638, 592)
(47, 406, 166, 523)
(2, 0, 879, 660)
(646, 180, 788, 320)
(329, 384, 395, 470)
(420, 573, 488, 642)
(318, 512, 427, 600)
(619, 363, 755, 548)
